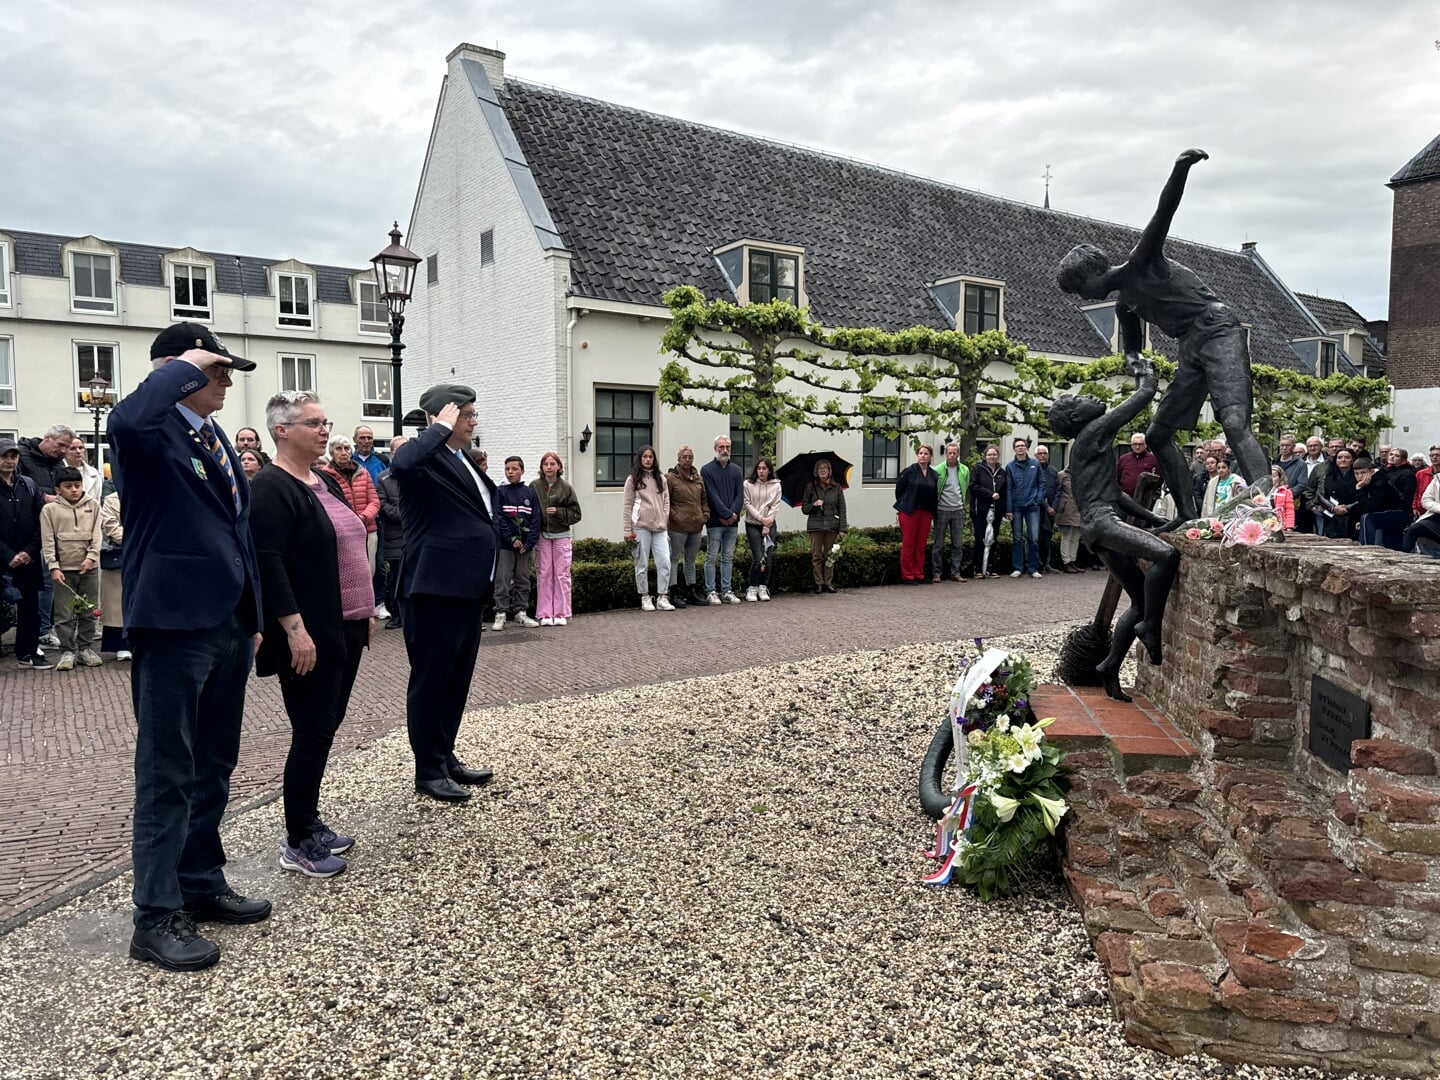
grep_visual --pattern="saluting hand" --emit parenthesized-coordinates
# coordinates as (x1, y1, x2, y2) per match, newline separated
(433, 401, 461, 428)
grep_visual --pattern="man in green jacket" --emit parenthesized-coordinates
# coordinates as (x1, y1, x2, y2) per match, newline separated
(931, 441, 970, 581)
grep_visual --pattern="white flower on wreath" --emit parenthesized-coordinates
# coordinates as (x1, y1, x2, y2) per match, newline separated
(996, 714, 1011, 733)
(1007, 752, 1030, 774)
(1016, 725, 1042, 760)
(989, 792, 1020, 823)
(967, 729, 985, 747)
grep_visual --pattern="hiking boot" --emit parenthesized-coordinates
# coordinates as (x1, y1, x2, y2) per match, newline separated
(280, 838, 348, 879)
(656, 595, 675, 611)
(640, 595, 655, 612)
(129, 912, 219, 972)
(79, 649, 103, 667)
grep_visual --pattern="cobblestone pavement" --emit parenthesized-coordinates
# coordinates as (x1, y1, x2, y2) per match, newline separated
(0, 573, 1106, 928)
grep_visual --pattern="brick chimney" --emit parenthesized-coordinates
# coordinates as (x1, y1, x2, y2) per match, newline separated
(446, 42, 505, 90)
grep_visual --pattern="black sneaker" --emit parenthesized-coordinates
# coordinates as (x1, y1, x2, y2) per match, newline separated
(17, 654, 54, 670)
(129, 911, 220, 972)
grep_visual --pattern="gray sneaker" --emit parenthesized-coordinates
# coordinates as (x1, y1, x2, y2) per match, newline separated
(56, 651, 76, 671)
(280, 838, 347, 879)
(78, 649, 103, 667)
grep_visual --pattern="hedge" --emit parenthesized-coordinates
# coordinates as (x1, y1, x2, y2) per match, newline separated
(549, 522, 1064, 614)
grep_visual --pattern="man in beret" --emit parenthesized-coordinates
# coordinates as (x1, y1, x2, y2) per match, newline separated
(390, 384, 500, 802)
(109, 322, 268, 971)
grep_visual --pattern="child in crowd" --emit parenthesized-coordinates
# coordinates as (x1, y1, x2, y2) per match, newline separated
(622, 445, 672, 611)
(1269, 465, 1295, 531)
(742, 457, 782, 602)
(493, 456, 541, 631)
(530, 451, 582, 626)
(40, 465, 103, 671)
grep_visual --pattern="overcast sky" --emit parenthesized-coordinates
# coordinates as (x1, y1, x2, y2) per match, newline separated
(5, 1, 1435, 320)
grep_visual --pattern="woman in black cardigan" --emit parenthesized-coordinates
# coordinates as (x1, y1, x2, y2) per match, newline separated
(250, 392, 374, 880)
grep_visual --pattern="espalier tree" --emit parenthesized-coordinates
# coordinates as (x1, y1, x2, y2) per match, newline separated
(658, 285, 1047, 461)
(1033, 353, 1391, 451)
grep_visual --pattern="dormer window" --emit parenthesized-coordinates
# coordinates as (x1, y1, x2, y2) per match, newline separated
(1082, 302, 1118, 349)
(71, 252, 116, 314)
(276, 271, 314, 329)
(357, 280, 388, 334)
(1318, 339, 1337, 377)
(713, 241, 806, 307)
(0, 239, 11, 307)
(928, 276, 1004, 334)
(1290, 336, 1342, 377)
(171, 263, 211, 321)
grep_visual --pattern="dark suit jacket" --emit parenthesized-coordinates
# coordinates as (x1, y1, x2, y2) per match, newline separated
(107, 361, 262, 633)
(391, 423, 499, 601)
(249, 465, 355, 678)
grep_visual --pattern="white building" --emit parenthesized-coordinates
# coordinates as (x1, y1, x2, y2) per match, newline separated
(0, 229, 398, 463)
(403, 44, 1375, 538)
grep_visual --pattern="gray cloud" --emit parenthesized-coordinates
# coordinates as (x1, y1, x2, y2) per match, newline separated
(4, 0, 1436, 320)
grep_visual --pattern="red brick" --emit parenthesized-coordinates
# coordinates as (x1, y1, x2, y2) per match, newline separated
(1198, 708, 1253, 739)
(1095, 930, 1134, 976)
(1362, 850, 1428, 883)
(1068, 839, 1114, 868)
(1148, 892, 1187, 918)
(1353, 771, 1440, 824)
(1271, 860, 1392, 907)
(1127, 771, 1202, 803)
(1218, 975, 1339, 1024)
(1243, 925, 1306, 961)
(1237, 697, 1295, 719)
(1350, 737, 1436, 776)
(1138, 961, 1214, 1011)
(1224, 946, 1296, 990)
(1333, 792, 1358, 826)
(1141, 807, 1205, 839)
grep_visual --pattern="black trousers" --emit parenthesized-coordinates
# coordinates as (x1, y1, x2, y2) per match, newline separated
(402, 594, 485, 782)
(6, 567, 40, 659)
(277, 619, 370, 845)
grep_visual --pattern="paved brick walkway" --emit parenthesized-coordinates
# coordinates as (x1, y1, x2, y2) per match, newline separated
(0, 573, 1106, 928)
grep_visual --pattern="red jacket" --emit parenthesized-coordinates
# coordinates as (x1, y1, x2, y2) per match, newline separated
(323, 464, 379, 533)
(1271, 485, 1295, 530)
(1416, 467, 1433, 516)
(1116, 450, 1158, 496)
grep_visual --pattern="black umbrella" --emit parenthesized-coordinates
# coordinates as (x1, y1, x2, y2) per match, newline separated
(776, 450, 854, 507)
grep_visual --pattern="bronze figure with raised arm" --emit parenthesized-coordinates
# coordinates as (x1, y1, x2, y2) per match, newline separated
(1047, 354, 1180, 702)
(1057, 149, 1268, 522)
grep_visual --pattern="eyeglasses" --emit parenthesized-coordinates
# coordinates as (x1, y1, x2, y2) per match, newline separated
(288, 419, 334, 430)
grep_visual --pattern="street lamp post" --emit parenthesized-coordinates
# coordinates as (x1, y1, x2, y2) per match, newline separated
(370, 223, 422, 439)
(85, 374, 113, 472)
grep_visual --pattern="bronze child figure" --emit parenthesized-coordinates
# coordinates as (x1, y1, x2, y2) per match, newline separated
(1047, 356, 1180, 701)
(1057, 149, 1269, 522)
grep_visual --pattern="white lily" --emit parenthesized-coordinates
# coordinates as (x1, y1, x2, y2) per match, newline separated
(1031, 793, 1069, 834)
(989, 792, 1020, 822)
(1016, 725, 1042, 759)
(1007, 752, 1030, 774)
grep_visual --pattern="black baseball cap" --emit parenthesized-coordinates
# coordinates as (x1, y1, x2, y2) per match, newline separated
(150, 322, 255, 371)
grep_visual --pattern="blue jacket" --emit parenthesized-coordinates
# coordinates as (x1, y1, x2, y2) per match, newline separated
(390, 423, 500, 601)
(495, 480, 541, 551)
(1005, 456, 1044, 513)
(354, 450, 388, 487)
(107, 361, 262, 634)
(701, 459, 744, 526)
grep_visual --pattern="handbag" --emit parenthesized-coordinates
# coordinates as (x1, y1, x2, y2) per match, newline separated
(100, 541, 123, 571)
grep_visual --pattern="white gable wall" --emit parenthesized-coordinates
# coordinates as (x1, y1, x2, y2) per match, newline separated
(405, 53, 567, 478)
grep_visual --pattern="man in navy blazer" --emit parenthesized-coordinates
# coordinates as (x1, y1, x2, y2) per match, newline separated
(392, 384, 500, 802)
(109, 323, 269, 972)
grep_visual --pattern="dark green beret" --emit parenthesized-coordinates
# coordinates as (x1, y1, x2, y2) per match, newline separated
(419, 383, 476, 416)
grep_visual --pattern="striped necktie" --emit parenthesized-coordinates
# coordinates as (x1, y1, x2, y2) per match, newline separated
(200, 419, 240, 513)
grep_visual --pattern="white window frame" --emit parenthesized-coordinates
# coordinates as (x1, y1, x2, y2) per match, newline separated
(278, 353, 317, 394)
(713, 240, 807, 308)
(0, 242, 11, 307)
(276, 272, 314, 329)
(70, 252, 117, 315)
(0, 429, 16, 443)
(361, 359, 393, 420)
(170, 262, 212, 321)
(357, 280, 388, 335)
(73, 340, 119, 412)
(0, 336, 14, 410)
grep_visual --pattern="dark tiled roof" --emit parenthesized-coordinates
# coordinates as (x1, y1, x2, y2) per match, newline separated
(498, 80, 1322, 373)
(1296, 292, 1387, 372)
(1390, 135, 1440, 186)
(2, 229, 364, 305)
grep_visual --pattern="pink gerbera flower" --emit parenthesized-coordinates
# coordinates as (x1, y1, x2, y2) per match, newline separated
(1234, 519, 1268, 545)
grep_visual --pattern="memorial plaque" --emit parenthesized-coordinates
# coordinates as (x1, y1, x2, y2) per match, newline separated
(1308, 675, 1371, 773)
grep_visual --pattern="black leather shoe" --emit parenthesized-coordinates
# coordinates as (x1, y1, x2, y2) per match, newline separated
(129, 912, 220, 972)
(448, 762, 494, 786)
(822, 584, 837, 594)
(184, 887, 272, 925)
(416, 777, 473, 802)
(385, 616, 402, 629)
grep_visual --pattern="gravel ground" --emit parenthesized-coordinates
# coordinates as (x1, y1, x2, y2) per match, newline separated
(0, 632, 1375, 1079)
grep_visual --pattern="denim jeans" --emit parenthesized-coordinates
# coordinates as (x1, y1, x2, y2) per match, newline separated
(931, 507, 965, 578)
(632, 529, 671, 595)
(130, 615, 254, 927)
(668, 530, 702, 589)
(1010, 505, 1042, 574)
(703, 524, 738, 594)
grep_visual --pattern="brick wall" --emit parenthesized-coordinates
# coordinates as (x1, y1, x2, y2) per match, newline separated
(1388, 180, 1440, 391)
(1049, 533, 1440, 1075)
